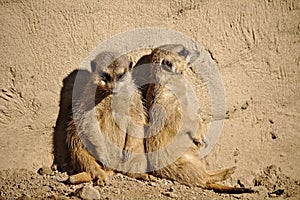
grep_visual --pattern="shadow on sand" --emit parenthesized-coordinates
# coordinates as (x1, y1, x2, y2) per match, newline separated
(52, 69, 91, 172)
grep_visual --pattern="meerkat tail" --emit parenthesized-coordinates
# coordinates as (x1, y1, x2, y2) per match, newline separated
(205, 183, 255, 194)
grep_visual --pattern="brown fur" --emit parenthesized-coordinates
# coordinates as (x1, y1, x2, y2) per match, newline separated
(66, 53, 151, 185)
(145, 44, 253, 193)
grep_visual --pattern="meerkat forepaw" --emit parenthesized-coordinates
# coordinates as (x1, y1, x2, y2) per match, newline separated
(147, 174, 156, 181)
(95, 178, 107, 186)
(95, 174, 109, 186)
(95, 179, 106, 186)
(141, 174, 156, 182)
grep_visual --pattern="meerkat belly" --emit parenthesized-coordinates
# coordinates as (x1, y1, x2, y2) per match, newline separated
(95, 97, 127, 149)
(147, 87, 182, 152)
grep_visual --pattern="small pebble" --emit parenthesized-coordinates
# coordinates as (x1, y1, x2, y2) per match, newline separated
(279, 153, 285, 157)
(162, 191, 178, 198)
(38, 166, 52, 175)
(18, 183, 26, 190)
(269, 193, 277, 197)
(56, 173, 69, 182)
(54, 195, 70, 200)
(17, 194, 31, 200)
(241, 101, 249, 110)
(270, 132, 278, 139)
(233, 148, 239, 156)
(70, 196, 81, 200)
(232, 194, 242, 199)
(149, 182, 156, 186)
(269, 189, 284, 196)
(78, 185, 100, 200)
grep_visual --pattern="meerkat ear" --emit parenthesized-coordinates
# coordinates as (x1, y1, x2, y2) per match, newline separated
(128, 56, 134, 70)
(91, 60, 97, 72)
(129, 61, 133, 70)
(178, 47, 200, 65)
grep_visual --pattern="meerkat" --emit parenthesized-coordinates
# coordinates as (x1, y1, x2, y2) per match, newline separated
(145, 44, 254, 193)
(66, 52, 151, 185)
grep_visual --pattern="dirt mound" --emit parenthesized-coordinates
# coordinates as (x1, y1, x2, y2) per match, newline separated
(253, 165, 300, 198)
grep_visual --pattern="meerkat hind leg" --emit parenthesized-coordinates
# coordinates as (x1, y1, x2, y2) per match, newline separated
(71, 147, 110, 186)
(68, 167, 109, 186)
(121, 136, 152, 181)
(69, 172, 93, 184)
(206, 166, 236, 184)
(204, 167, 254, 193)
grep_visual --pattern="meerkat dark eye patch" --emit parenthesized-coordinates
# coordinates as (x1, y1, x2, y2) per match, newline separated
(161, 59, 175, 72)
(101, 72, 112, 82)
(162, 59, 173, 68)
(117, 73, 125, 81)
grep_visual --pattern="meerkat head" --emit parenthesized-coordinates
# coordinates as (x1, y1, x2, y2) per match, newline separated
(150, 44, 199, 74)
(90, 52, 133, 94)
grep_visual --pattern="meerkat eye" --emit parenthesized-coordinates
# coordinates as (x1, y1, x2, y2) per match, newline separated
(117, 72, 125, 81)
(101, 72, 111, 83)
(162, 59, 173, 68)
(161, 59, 175, 73)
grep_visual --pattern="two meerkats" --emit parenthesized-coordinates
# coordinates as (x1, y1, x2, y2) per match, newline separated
(66, 44, 253, 193)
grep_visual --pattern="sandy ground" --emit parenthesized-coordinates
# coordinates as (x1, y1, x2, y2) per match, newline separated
(0, 0, 299, 199)
(0, 165, 299, 199)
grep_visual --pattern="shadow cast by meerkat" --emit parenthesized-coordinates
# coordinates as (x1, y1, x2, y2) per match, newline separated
(53, 69, 91, 172)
